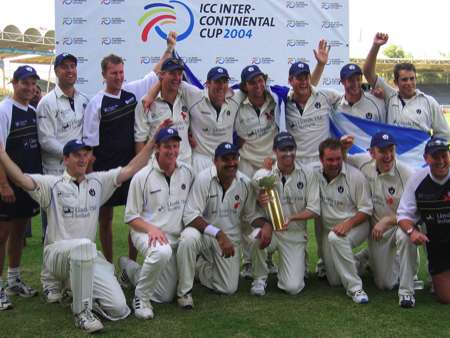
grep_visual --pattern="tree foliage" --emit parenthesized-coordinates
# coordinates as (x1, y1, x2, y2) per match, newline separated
(383, 44, 412, 59)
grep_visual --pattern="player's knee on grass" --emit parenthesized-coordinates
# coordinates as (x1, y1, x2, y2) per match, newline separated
(101, 295, 131, 321)
(280, 276, 305, 295)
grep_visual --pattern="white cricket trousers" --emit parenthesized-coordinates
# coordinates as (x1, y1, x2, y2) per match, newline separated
(177, 227, 241, 297)
(369, 227, 417, 296)
(44, 238, 130, 320)
(127, 231, 177, 303)
(251, 229, 307, 294)
(322, 222, 370, 293)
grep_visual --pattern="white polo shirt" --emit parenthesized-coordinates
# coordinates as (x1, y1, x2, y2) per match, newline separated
(285, 86, 340, 162)
(347, 153, 412, 225)
(134, 90, 191, 164)
(375, 77, 450, 139)
(27, 168, 121, 246)
(36, 85, 88, 175)
(180, 82, 240, 158)
(253, 162, 320, 239)
(317, 162, 373, 230)
(183, 166, 262, 243)
(235, 92, 277, 168)
(334, 91, 387, 122)
(124, 158, 194, 244)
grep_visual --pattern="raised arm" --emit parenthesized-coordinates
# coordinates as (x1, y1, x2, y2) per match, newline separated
(0, 145, 36, 191)
(153, 31, 177, 74)
(311, 39, 330, 86)
(363, 32, 389, 86)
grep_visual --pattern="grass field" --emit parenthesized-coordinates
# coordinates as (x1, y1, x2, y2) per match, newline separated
(2, 208, 450, 338)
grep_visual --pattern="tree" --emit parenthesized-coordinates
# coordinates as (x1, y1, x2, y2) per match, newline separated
(383, 44, 412, 59)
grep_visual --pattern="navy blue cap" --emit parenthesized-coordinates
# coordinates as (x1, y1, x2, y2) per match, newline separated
(424, 137, 449, 155)
(207, 66, 230, 81)
(63, 139, 91, 156)
(161, 57, 185, 72)
(340, 63, 362, 80)
(289, 61, 310, 77)
(13, 65, 40, 81)
(241, 65, 264, 83)
(273, 132, 297, 149)
(155, 127, 182, 144)
(214, 142, 239, 158)
(370, 132, 396, 149)
(54, 53, 77, 68)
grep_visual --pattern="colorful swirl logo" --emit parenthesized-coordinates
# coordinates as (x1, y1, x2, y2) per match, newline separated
(138, 1, 194, 43)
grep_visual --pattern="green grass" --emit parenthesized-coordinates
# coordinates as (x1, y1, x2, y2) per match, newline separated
(2, 207, 450, 338)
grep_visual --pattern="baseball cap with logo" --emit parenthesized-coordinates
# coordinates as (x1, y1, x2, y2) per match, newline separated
(214, 142, 239, 159)
(63, 139, 92, 156)
(370, 132, 396, 149)
(155, 127, 182, 144)
(13, 65, 40, 81)
(340, 63, 363, 81)
(54, 53, 78, 68)
(161, 57, 185, 72)
(424, 137, 449, 155)
(289, 61, 310, 77)
(207, 66, 230, 81)
(273, 132, 297, 150)
(241, 65, 264, 83)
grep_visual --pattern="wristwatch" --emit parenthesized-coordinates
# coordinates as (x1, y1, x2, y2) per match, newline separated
(406, 227, 415, 236)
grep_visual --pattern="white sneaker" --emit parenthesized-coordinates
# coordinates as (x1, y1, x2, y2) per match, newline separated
(250, 278, 267, 296)
(177, 293, 194, 309)
(0, 287, 13, 311)
(133, 296, 154, 320)
(399, 294, 415, 308)
(6, 278, 38, 298)
(43, 287, 61, 303)
(240, 263, 252, 280)
(347, 289, 369, 304)
(117, 256, 132, 289)
(74, 308, 103, 333)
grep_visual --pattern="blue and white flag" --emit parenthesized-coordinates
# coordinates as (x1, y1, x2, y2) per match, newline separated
(330, 112, 430, 168)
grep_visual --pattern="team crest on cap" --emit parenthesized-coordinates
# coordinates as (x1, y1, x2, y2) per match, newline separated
(168, 128, 174, 134)
(225, 144, 232, 149)
(217, 68, 224, 73)
(337, 186, 344, 193)
(26, 66, 33, 72)
(382, 134, 389, 140)
(349, 65, 355, 70)
(248, 66, 254, 72)
(298, 63, 304, 68)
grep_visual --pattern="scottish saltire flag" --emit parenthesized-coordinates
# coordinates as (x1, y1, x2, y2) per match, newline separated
(330, 112, 430, 168)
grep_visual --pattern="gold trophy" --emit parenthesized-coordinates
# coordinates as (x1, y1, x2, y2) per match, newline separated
(257, 175, 287, 231)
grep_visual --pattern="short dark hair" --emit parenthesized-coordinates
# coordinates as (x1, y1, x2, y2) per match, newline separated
(101, 54, 124, 73)
(393, 63, 416, 82)
(238, 74, 268, 93)
(319, 138, 342, 158)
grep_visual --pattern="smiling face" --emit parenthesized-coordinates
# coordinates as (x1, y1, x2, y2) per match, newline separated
(156, 138, 180, 170)
(12, 77, 37, 105)
(320, 148, 343, 180)
(244, 74, 266, 100)
(289, 73, 311, 98)
(370, 145, 396, 173)
(55, 59, 77, 88)
(215, 153, 239, 182)
(425, 150, 450, 180)
(103, 62, 124, 95)
(64, 148, 92, 179)
(207, 78, 229, 107)
(160, 69, 183, 94)
(394, 69, 416, 99)
(342, 74, 363, 101)
(274, 145, 296, 173)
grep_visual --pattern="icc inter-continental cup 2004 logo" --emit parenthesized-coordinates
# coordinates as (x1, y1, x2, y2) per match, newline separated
(138, 1, 194, 43)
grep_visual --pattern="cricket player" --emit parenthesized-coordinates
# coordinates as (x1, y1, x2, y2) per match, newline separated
(0, 66, 41, 311)
(342, 132, 417, 307)
(119, 127, 194, 319)
(250, 132, 320, 296)
(177, 142, 272, 307)
(0, 121, 166, 332)
(317, 138, 373, 303)
(82, 32, 176, 263)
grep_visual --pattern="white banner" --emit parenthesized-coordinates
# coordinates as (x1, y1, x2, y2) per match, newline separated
(56, 0, 348, 97)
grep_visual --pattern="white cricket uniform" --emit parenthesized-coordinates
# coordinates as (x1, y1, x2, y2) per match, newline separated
(123, 158, 193, 303)
(36, 85, 88, 175)
(178, 166, 262, 296)
(348, 154, 416, 296)
(180, 82, 240, 172)
(251, 162, 320, 294)
(235, 92, 277, 178)
(285, 86, 340, 165)
(134, 90, 191, 164)
(27, 169, 129, 319)
(375, 77, 450, 139)
(334, 91, 387, 122)
(317, 162, 373, 293)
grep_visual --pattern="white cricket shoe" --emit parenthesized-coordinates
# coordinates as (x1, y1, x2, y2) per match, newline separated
(133, 296, 154, 320)
(74, 308, 104, 333)
(250, 278, 267, 296)
(347, 289, 369, 304)
(43, 287, 61, 303)
(6, 278, 37, 298)
(117, 256, 132, 289)
(177, 293, 194, 309)
(399, 294, 416, 308)
(0, 287, 13, 311)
